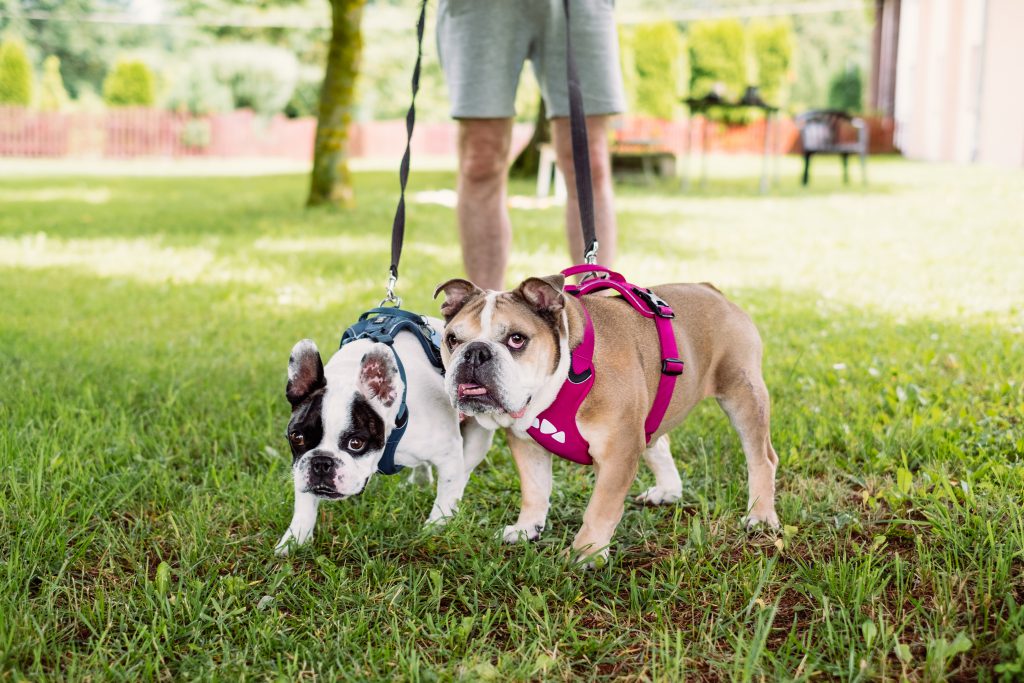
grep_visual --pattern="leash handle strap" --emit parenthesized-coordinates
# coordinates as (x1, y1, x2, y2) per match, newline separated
(562, 0, 598, 262)
(389, 0, 428, 282)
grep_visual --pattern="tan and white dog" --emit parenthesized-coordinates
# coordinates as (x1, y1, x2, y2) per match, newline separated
(434, 274, 780, 563)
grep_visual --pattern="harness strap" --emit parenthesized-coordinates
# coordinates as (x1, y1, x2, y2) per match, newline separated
(565, 265, 684, 444)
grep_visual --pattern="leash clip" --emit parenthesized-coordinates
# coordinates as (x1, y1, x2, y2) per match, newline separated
(380, 273, 402, 308)
(583, 240, 599, 265)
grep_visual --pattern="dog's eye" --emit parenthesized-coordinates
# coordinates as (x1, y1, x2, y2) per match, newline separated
(446, 333, 459, 350)
(289, 431, 304, 446)
(347, 437, 365, 452)
(507, 333, 528, 350)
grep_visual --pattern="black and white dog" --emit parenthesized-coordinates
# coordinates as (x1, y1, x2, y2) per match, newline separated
(275, 324, 494, 555)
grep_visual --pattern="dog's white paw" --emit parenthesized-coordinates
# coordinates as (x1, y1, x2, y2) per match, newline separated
(424, 512, 452, 528)
(502, 522, 544, 543)
(742, 509, 781, 531)
(275, 535, 294, 556)
(635, 486, 682, 506)
(562, 545, 610, 569)
(275, 528, 313, 556)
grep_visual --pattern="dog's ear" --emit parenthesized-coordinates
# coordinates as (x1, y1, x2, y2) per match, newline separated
(358, 346, 400, 408)
(433, 278, 484, 322)
(286, 339, 325, 407)
(515, 274, 566, 314)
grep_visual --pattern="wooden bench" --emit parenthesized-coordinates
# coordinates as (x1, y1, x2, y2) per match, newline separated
(796, 110, 869, 186)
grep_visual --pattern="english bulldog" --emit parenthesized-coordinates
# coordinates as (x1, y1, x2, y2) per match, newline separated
(434, 275, 780, 563)
(275, 328, 494, 555)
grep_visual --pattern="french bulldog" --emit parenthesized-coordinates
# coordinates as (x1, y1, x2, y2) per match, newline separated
(434, 275, 780, 563)
(275, 326, 494, 555)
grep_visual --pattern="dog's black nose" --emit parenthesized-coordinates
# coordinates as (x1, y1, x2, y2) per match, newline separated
(309, 455, 334, 477)
(464, 342, 492, 367)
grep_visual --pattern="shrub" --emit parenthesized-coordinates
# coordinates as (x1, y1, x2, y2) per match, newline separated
(0, 37, 33, 106)
(688, 19, 746, 102)
(828, 65, 863, 112)
(749, 19, 793, 107)
(205, 44, 299, 116)
(687, 19, 747, 123)
(38, 56, 70, 111)
(103, 60, 156, 107)
(166, 63, 233, 116)
(632, 21, 684, 119)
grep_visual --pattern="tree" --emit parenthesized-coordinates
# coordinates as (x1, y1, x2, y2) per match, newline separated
(307, 0, 366, 207)
(0, 36, 32, 105)
(688, 19, 746, 102)
(103, 59, 156, 106)
(38, 55, 69, 110)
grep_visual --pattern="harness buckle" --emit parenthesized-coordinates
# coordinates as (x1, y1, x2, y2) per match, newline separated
(661, 358, 685, 376)
(633, 287, 675, 318)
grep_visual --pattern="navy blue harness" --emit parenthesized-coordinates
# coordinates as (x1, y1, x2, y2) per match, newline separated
(339, 307, 444, 475)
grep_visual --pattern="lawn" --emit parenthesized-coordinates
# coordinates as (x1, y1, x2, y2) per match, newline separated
(1, 157, 1022, 680)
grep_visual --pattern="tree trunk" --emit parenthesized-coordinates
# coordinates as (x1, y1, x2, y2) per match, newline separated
(307, 0, 366, 207)
(509, 98, 549, 178)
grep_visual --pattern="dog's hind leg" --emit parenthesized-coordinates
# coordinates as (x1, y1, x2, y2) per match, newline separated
(716, 369, 780, 530)
(635, 435, 683, 505)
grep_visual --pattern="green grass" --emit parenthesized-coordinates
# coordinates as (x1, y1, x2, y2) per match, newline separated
(1, 157, 1022, 680)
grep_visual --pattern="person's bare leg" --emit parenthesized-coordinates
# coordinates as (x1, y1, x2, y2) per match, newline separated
(551, 115, 617, 266)
(456, 118, 514, 290)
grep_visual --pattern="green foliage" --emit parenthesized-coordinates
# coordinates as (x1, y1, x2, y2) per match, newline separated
(789, 10, 871, 111)
(631, 21, 684, 119)
(749, 19, 793, 107)
(0, 36, 32, 106)
(283, 73, 321, 118)
(38, 55, 70, 111)
(687, 19, 747, 123)
(828, 65, 864, 112)
(208, 44, 299, 116)
(166, 62, 234, 116)
(688, 19, 746, 102)
(103, 59, 156, 107)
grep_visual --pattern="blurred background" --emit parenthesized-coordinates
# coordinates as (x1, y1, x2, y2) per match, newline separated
(1, 0, 1020, 184)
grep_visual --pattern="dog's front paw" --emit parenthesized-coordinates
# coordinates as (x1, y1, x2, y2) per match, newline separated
(275, 528, 312, 556)
(742, 509, 781, 531)
(502, 522, 544, 543)
(635, 486, 682, 506)
(424, 512, 452, 529)
(561, 544, 610, 569)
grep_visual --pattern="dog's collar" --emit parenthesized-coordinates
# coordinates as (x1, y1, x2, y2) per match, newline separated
(340, 307, 443, 475)
(525, 266, 684, 465)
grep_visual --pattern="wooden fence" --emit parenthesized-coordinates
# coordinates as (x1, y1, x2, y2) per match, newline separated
(0, 107, 895, 161)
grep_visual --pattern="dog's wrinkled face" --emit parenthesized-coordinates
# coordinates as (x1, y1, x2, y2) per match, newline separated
(433, 275, 568, 429)
(284, 339, 400, 499)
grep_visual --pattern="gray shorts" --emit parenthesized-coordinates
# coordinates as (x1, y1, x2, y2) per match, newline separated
(436, 0, 626, 119)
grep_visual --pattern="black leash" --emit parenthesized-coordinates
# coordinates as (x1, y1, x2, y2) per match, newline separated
(562, 0, 599, 265)
(384, 0, 428, 306)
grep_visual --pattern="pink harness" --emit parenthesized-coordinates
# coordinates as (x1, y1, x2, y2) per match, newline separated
(526, 265, 685, 464)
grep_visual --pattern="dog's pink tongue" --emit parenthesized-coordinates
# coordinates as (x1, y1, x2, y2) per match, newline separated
(458, 383, 488, 398)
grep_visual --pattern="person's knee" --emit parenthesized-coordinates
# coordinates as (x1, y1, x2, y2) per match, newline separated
(459, 126, 510, 186)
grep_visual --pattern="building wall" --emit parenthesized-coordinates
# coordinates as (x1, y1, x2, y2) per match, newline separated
(894, 0, 1024, 167)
